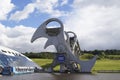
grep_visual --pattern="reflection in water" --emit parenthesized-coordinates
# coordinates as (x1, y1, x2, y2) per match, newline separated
(0, 73, 120, 80)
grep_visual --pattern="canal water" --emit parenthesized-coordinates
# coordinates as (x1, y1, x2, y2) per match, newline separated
(0, 73, 120, 80)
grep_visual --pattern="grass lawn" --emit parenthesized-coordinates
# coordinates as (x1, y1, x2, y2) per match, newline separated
(32, 59, 53, 68)
(32, 58, 120, 71)
(92, 59, 120, 71)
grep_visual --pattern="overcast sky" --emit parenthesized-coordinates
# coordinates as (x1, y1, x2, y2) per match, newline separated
(0, 0, 120, 52)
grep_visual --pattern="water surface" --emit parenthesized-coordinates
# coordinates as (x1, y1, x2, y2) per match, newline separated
(0, 73, 120, 80)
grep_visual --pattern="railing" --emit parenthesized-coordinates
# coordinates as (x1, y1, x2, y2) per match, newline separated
(93, 70, 120, 73)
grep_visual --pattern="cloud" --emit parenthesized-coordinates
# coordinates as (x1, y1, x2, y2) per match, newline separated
(0, 0, 15, 20)
(60, 0, 68, 6)
(9, 0, 69, 21)
(9, 3, 35, 21)
(34, 0, 69, 17)
(73, 0, 120, 8)
(65, 4, 120, 50)
(0, 23, 56, 52)
(1, 0, 120, 52)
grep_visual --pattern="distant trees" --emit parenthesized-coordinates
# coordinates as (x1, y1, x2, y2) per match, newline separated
(82, 49, 120, 60)
(82, 49, 120, 55)
(23, 52, 54, 59)
(22, 49, 120, 60)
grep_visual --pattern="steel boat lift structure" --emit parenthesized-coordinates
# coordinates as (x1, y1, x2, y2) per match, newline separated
(0, 18, 97, 75)
(31, 18, 97, 73)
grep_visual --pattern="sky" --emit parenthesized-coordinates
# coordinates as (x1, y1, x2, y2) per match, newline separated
(0, 0, 120, 53)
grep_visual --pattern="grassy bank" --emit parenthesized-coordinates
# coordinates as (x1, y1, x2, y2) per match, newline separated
(32, 59, 120, 71)
(92, 59, 120, 71)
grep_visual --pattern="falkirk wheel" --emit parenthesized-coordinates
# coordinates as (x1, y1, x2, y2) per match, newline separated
(31, 18, 97, 73)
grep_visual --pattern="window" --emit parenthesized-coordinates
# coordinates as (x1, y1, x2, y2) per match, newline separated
(1, 50, 7, 53)
(8, 51, 11, 54)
